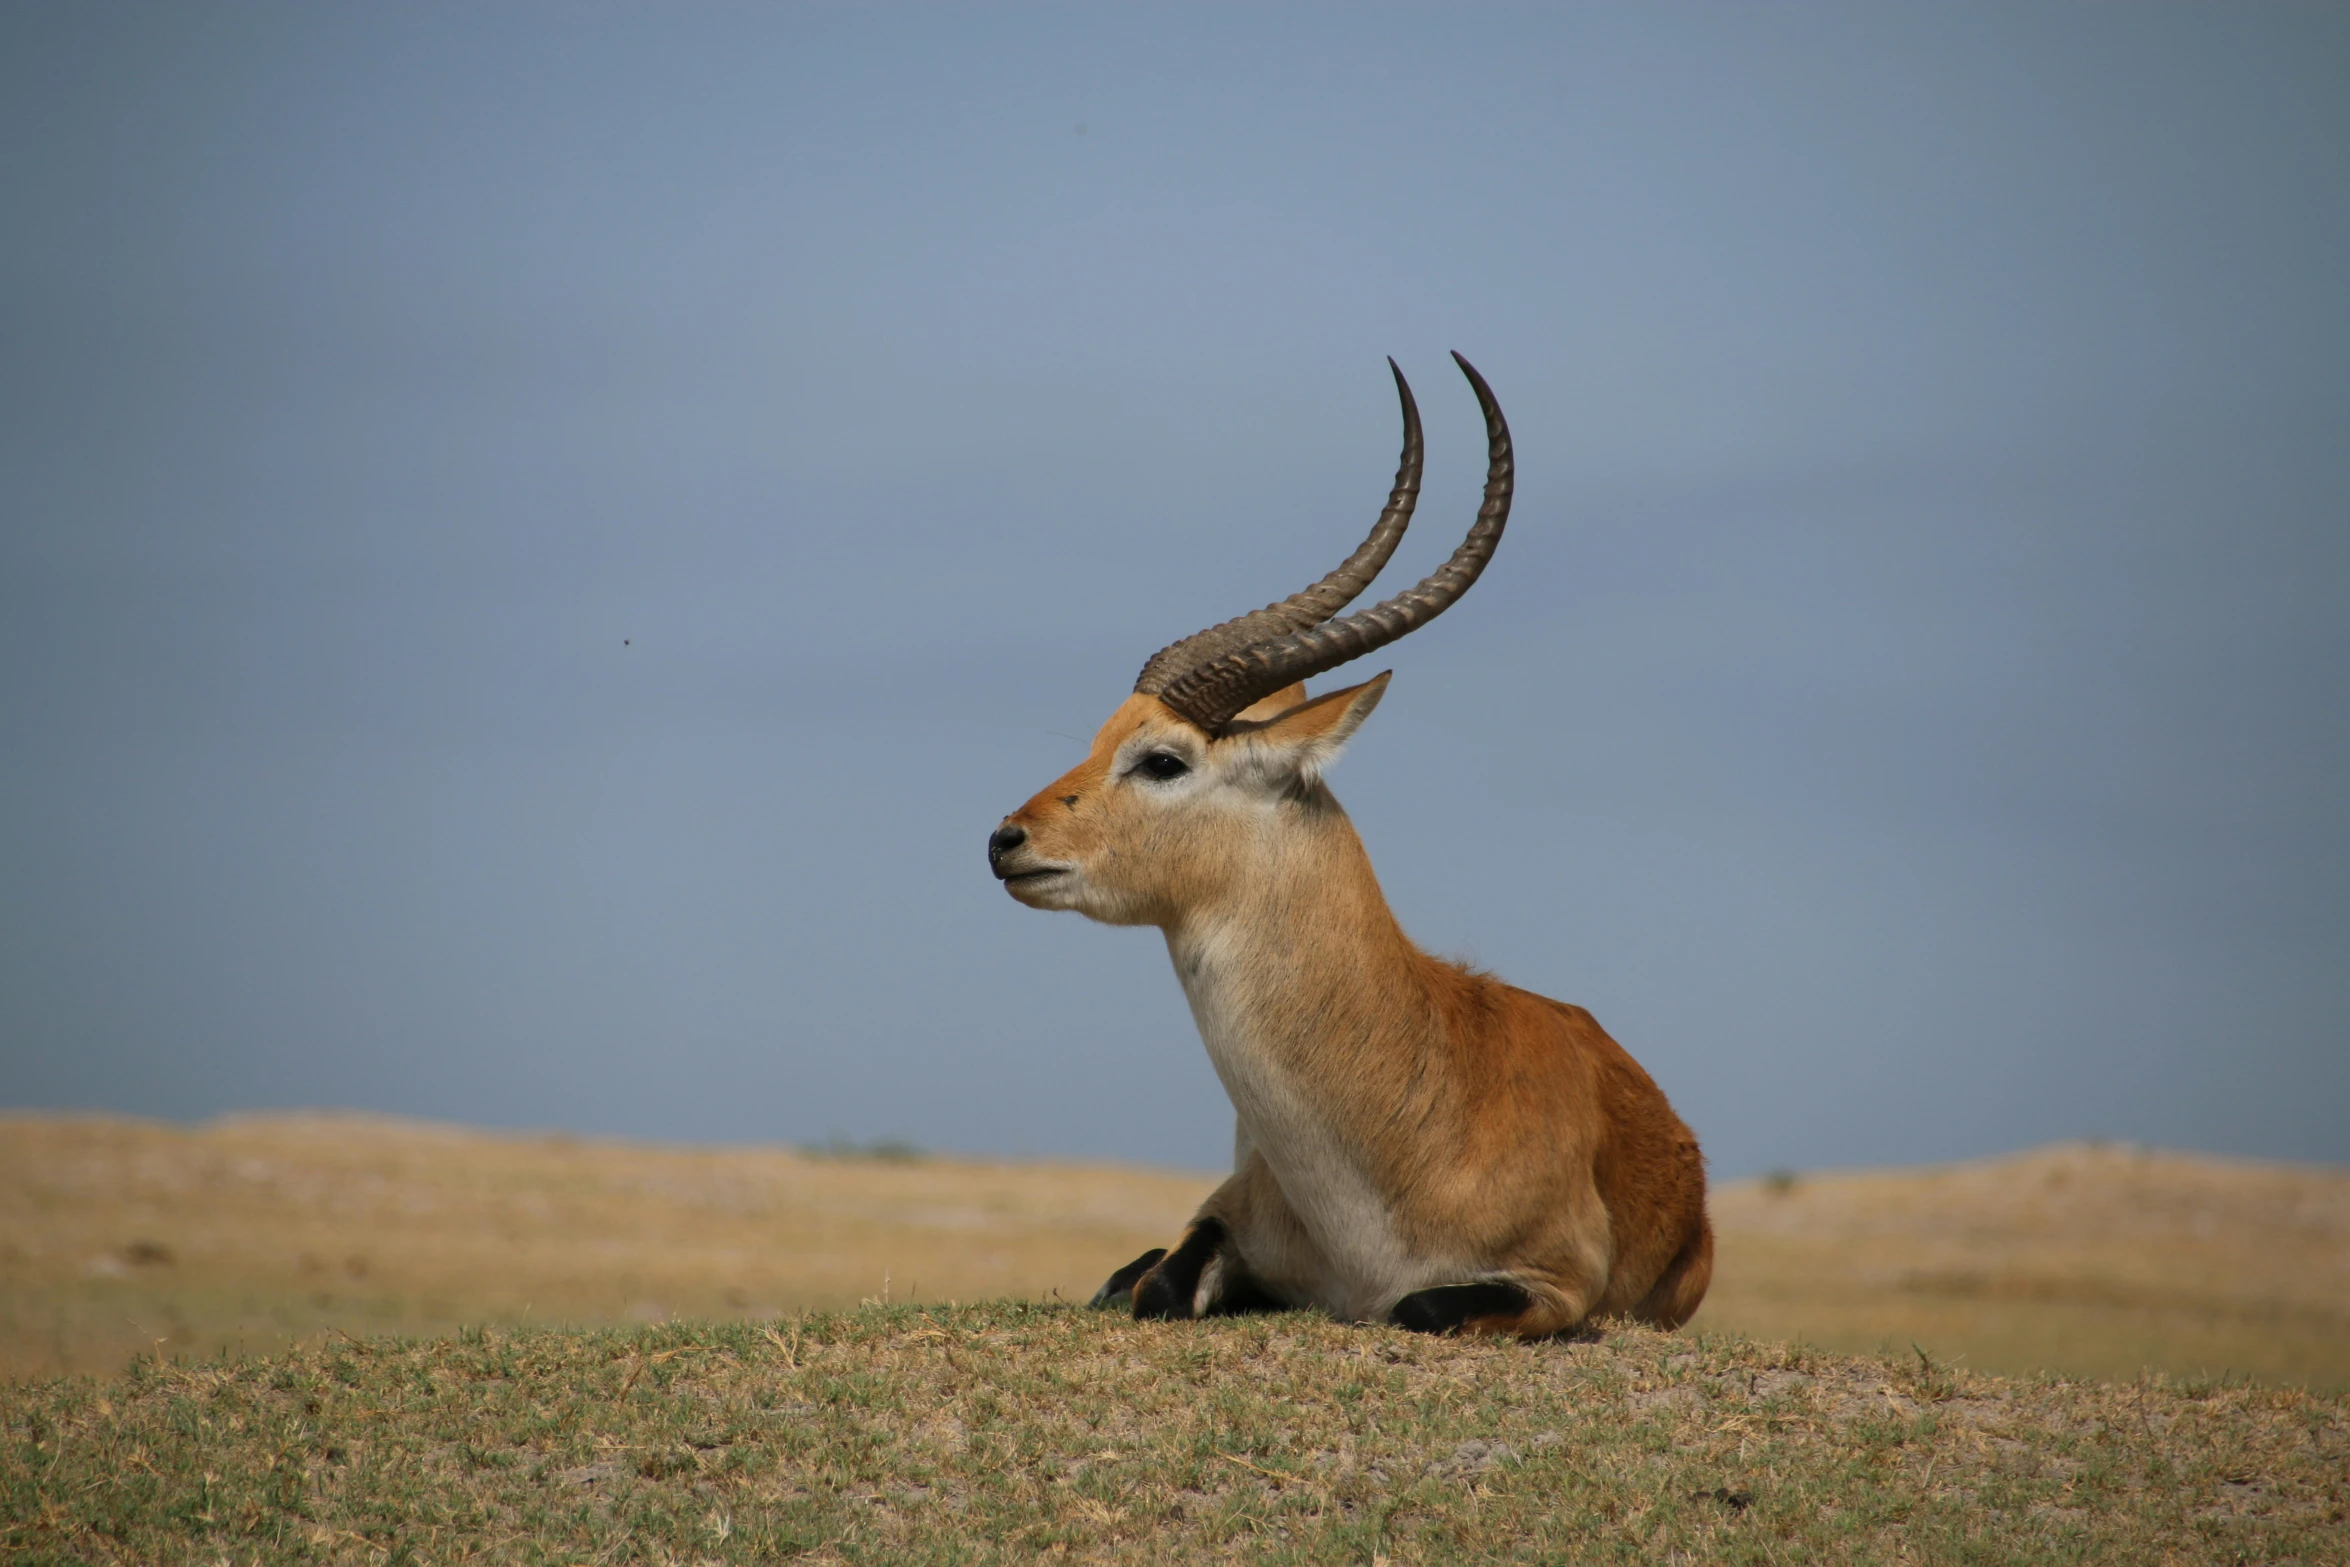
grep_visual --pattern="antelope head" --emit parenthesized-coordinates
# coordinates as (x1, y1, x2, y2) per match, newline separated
(988, 353, 1513, 928)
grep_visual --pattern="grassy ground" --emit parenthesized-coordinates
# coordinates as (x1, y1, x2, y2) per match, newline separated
(4, 1304, 2344, 1565)
(6, 1113, 2346, 1394)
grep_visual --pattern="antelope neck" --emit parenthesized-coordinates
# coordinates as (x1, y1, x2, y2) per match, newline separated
(1160, 808, 1425, 1109)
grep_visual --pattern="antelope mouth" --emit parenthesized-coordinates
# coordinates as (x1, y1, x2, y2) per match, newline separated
(999, 866, 1069, 885)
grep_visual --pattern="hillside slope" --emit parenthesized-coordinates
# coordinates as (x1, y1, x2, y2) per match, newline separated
(4, 1114, 2345, 1391)
(1697, 1140, 2350, 1390)
(3, 1306, 2342, 1565)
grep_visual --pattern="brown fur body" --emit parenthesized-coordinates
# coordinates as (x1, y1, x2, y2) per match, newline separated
(994, 682, 1711, 1338)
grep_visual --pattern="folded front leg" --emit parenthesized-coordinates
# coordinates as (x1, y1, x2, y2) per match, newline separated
(1130, 1217, 1285, 1320)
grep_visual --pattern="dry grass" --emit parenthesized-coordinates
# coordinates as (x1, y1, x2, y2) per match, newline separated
(4, 1113, 2346, 1396)
(1695, 1141, 2350, 1392)
(0, 1114, 1203, 1382)
(4, 1306, 2344, 1565)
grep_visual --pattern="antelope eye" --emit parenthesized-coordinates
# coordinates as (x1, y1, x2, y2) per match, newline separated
(1136, 751, 1190, 781)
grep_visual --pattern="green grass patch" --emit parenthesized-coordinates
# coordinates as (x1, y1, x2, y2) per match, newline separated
(4, 1304, 2343, 1564)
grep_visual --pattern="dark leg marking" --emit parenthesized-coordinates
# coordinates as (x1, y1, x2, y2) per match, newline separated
(1132, 1219, 1226, 1320)
(1203, 1270, 1287, 1317)
(1088, 1248, 1167, 1310)
(1390, 1281, 1533, 1335)
(1131, 1218, 1287, 1320)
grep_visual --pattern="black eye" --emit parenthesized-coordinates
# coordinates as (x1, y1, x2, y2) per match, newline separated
(1136, 751, 1190, 781)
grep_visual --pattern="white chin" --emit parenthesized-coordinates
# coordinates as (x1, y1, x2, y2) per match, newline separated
(1005, 872, 1080, 910)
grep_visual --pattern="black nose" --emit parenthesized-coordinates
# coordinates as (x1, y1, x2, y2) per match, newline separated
(987, 823, 1026, 873)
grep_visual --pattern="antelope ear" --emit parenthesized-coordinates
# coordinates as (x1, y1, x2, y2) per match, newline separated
(1231, 672, 1389, 783)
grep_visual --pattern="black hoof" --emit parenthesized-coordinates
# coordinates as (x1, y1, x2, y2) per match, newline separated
(1089, 1248, 1167, 1309)
(1132, 1267, 1193, 1320)
(1391, 1281, 1532, 1335)
(1130, 1218, 1231, 1320)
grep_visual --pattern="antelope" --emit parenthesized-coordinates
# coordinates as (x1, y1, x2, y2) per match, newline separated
(987, 354, 1711, 1338)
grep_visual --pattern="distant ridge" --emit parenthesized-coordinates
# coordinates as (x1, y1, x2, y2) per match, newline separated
(3, 1113, 2344, 1389)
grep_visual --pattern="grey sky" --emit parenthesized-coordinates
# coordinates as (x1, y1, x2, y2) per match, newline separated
(3, 5, 2344, 1176)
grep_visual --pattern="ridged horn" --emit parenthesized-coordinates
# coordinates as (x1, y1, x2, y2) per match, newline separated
(1133, 359, 1424, 695)
(1155, 351, 1512, 732)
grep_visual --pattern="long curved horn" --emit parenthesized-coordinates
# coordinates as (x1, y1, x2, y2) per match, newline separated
(1133, 359, 1424, 695)
(1156, 352, 1512, 732)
